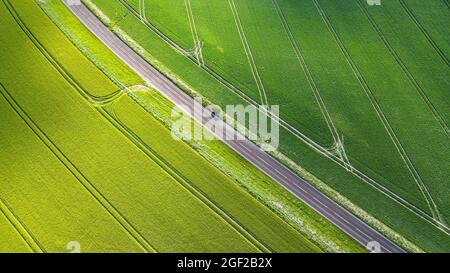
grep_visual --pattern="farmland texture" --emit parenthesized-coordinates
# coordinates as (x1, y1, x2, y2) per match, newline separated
(85, 0, 450, 252)
(1, 0, 368, 252)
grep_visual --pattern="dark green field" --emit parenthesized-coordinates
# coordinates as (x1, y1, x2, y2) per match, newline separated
(81, 0, 450, 252)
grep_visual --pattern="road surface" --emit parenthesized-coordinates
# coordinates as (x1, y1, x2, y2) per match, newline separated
(64, 0, 405, 253)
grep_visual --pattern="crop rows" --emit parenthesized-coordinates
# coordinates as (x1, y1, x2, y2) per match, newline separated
(2, 0, 256, 250)
(114, 0, 449, 223)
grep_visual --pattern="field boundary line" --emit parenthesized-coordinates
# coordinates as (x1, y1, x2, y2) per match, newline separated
(312, 0, 443, 222)
(184, 0, 204, 66)
(0, 82, 156, 253)
(359, 0, 449, 140)
(357, 0, 445, 221)
(272, 0, 349, 164)
(85, 0, 450, 234)
(138, 0, 146, 22)
(227, 0, 268, 106)
(0, 183, 43, 252)
(9, 0, 271, 252)
(2, 0, 160, 253)
(399, 0, 450, 67)
(445, 0, 450, 10)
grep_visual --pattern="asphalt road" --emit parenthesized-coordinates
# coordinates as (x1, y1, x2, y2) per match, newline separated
(65, 0, 405, 253)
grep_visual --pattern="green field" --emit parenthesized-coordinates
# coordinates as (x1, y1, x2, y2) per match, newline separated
(1, 0, 448, 253)
(82, 0, 450, 252)
(0, 0, 374, 253)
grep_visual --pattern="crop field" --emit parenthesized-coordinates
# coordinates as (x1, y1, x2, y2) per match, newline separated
(1, 0, 380, 253)
(83, 0, 450, 252)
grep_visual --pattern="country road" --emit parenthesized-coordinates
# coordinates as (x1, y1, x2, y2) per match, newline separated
(64, 0, 405, 253)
